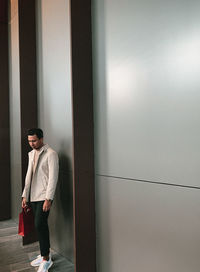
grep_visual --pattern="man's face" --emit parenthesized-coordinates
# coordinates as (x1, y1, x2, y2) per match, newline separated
(28, 135, 43, 150)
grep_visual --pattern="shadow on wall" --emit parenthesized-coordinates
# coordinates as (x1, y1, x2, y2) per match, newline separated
(49, 151, 74, 261)
(58, 152, 73, 220)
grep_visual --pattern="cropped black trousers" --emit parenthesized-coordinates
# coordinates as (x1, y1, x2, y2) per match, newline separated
(31, 201, 50, 257)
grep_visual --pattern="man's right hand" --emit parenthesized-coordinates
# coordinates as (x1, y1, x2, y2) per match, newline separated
(22, 198, 27, 208)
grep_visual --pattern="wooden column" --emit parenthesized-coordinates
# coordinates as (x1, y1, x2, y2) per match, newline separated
(0, 0, 11, 220)
(18, 0, 38, 243)
(70, 1, 96, 271)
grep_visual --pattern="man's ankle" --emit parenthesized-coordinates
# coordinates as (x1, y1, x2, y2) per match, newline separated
(43, 256, 49, 261)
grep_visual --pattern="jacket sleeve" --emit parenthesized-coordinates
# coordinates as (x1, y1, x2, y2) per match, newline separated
(22, 153, 33, 200)
(45, 151, 59, 200)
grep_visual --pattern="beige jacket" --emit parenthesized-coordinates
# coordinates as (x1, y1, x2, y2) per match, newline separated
(22, 144, 59, 202)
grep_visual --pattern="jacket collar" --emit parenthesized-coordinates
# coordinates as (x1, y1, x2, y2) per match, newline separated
(30, 144, 49, 157)
(39, 144, 49, 153)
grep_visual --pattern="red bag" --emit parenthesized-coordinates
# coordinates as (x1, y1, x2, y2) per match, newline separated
(18, 206, 35, 236)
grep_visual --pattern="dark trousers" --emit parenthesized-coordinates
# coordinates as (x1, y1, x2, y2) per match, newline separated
(31, 201, 50, 257)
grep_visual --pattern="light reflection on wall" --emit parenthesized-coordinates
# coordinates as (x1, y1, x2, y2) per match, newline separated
(165, 34, 200, 83)
(108, 63, 142, 107)
(107, 33, 200, 109)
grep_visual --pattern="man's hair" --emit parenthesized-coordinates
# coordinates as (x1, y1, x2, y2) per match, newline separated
(28, 128, 43, 139)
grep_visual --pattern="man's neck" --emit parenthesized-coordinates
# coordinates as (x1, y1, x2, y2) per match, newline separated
(35, 143, 44, 151)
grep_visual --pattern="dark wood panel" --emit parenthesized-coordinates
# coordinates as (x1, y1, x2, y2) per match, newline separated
(0, 0, 7, 23)
(70, 1, 96, 271)
(18, 0, 38, 244)
(18, 0, 38, 193)
(0, 0, 11, 221)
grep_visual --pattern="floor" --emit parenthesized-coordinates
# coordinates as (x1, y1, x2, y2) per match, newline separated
(0, 220, 74, 272)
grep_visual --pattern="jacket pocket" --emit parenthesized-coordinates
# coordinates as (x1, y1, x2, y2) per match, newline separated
(41, 176, 48, 191)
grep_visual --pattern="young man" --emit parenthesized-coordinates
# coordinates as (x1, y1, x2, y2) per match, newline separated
(22, 128, 59, 272)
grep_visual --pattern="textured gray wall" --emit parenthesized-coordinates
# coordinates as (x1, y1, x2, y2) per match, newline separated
(36, 0, 74, 262)
(9, 0, 22, 221)
(92, 0, 200, 271)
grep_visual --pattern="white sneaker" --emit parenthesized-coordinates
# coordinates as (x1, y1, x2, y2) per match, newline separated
(31, 255, 43, 267)
(37, 258, 53, 272)
(31, 253, 52, 267)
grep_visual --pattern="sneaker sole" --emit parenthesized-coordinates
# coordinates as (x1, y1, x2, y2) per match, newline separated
(31, 263, 42, 267)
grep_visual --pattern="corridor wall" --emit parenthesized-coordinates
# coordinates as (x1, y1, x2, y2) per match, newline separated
(36, 0, 74, 262)
(92, 0, 200, 271)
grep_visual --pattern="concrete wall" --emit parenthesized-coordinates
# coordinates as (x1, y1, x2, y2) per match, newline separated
(92, 0, 200, 271)
(36, 0, 74, 262)
(8, 0, 22, 221)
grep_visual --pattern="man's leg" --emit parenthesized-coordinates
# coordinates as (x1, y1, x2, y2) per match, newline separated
(31, 201, 50, 258)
